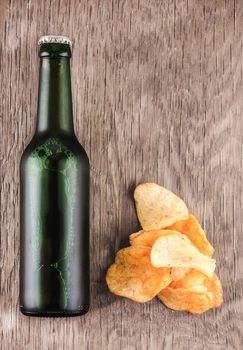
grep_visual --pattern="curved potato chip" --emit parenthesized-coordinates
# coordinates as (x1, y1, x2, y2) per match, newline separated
(166, 270, 223, 309)
(134, 183, 188, 230)
(106, 246, 172, 302)
(169, 269, 207, 289)
(129, 230, 191, 282)
(166, 214, 214, 257)
(129, 230, 143, 241)
(204, 273, 223, 307)
(129, 229, 176, 247)
(170, 267, 191, 282)
(158, 271, 223, 314)
(151, 232, 216, 277)
(158, 286, 213, 314)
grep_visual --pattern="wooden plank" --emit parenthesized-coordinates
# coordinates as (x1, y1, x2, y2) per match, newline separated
(1, 0, 243, 349)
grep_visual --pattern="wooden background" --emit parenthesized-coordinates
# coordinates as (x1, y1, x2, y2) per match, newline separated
(1, 0, 243, 349)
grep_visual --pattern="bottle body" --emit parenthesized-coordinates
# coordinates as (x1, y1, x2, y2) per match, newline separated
(20, 37, 90, 316)
(20, 134, 89, 316)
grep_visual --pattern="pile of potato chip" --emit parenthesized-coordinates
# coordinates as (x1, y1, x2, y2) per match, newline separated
(106, 183, 223, 314)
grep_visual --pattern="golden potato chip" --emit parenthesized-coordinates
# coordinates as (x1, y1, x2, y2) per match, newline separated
(204, 273, 223, 307)
(129, 229, 190, 282)
(166, 214, 214, 257)
(168, 269, 223, 307)
(134, 183, 188, 230)
(158, 285, 213, 314)
(106, 246, 172, 302)
(151, 232, 216, 277)
(130, 230, 196, 282)
(170, 267, 191, 282)
(129, 229, 176, 247)
(169, 269, 207, 289)
(158, 270, 223, 314)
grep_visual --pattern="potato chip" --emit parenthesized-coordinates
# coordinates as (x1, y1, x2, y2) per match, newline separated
(151, 232, 216, 277)
(129, 229, 176, 247)
(106, 246, 172, 302)
(158, 286, 213, 314)
(170, 267, 191, 282)
(168, 269, 223, 307)
(166, 214, 214, 257)
(169, 269, 207, 289)
(158, 270, 223, 314)
(204, 273, 223, 307)
(129, 229, 190, 282)
(134, 183, 188, 230)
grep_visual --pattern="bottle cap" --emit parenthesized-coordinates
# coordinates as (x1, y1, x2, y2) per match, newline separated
(38, 35, 72, 47)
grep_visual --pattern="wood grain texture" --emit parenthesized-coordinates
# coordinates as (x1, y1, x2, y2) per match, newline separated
(1, 0, 243, 349)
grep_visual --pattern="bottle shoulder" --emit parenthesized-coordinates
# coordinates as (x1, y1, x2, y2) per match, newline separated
(21, 133, 89, 167)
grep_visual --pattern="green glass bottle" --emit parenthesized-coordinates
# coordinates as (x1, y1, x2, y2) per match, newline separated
(20, 36, 90, 316)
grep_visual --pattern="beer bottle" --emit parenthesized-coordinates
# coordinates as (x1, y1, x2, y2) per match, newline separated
(20, 36, 90, 316)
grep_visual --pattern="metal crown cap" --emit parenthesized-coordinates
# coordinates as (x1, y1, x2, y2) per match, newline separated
(38, 35, 72, 47)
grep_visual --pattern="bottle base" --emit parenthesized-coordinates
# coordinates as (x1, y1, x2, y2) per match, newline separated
(20, 306, 89, 317)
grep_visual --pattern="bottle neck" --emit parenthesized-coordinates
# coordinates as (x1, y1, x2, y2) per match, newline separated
(36, 57, 74, 135)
